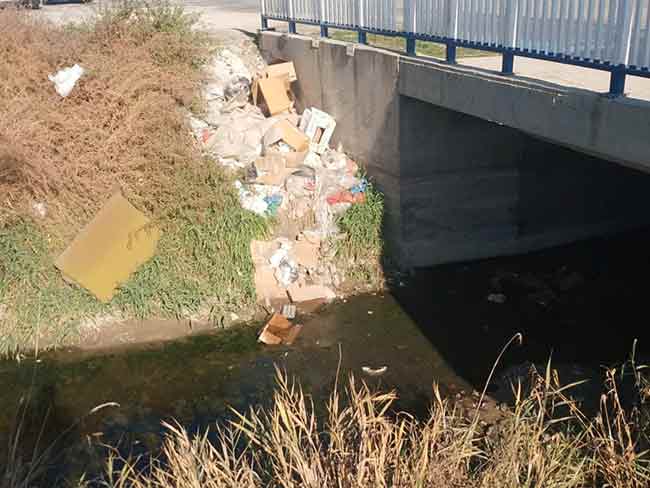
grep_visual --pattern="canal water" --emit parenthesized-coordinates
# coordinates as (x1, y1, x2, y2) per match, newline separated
(2, 229, 650, 483)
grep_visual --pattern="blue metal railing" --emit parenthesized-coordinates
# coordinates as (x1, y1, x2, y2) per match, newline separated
(260, 0, 650, 97)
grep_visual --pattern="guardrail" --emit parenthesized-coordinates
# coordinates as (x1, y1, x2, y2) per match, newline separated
(260, 0, 650, 96)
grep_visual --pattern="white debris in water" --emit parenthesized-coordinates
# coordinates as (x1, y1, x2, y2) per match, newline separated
(487, 293, 507, 304)
(362, 366, 388, 377)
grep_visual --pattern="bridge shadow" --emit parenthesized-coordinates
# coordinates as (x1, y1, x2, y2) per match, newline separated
(386, 225, 650, 402)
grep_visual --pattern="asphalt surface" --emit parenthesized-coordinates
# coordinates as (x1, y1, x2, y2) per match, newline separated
(40, 0, 261, 32)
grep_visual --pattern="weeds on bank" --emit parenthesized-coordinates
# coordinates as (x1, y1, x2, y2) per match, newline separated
(0, 3, 267, 353)
(98, 357, 650, 488)
(336, 181, 384, 285)
(0, 220, 105, 353)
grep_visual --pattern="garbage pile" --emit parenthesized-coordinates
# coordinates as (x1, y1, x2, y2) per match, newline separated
(190, 49, 371, 337)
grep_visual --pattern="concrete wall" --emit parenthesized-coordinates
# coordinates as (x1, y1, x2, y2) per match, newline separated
(260, 32, 650, 267)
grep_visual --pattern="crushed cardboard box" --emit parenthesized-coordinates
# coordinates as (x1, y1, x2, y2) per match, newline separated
(288, 284, 336, 303)
(284, 150, 309, 168)
(254, 153, 295, 186)
(251, 240, 288, 302)
(55, 192, 160, 302)
(252, 62, 298, 117)
(256, 77, 292, 116)
(293, 240, 320, 269)
(258, 313, 303, 345)
(266, 62, 297, 82)
(264, 119, 310, 152)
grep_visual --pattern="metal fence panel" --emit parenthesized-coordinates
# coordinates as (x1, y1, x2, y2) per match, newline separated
(262, 0, 650, 69)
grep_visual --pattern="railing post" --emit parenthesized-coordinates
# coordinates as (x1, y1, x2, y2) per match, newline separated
(501, 51, 515, 74)
(614, 0, 636, 67)
(404, 0, 416, 34)
(501, 0, 518, 74)
(608, 65, 627, 97)
(406, 36, 416, 55)
(288, 0, 296, 33)
(446, 0, 459, 39)
(260, 0, 268, 29)
(607, 0, 636, 96)
(446, 42, 457, 63)
(357, 0, 364, 30)
(444, 0, 459, 64)
(320, 0, 329, 37)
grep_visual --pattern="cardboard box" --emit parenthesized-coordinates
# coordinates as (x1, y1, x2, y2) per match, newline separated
(256, 77, 292, 116)
(258, 313, 303, 345)
(293, 240, 320, 269)
(254, 154, 295, 186)
(266, 62, 297, 83)
(284, 150, 309, 168)
(264, 119, 309, 152)
(253, 264, 288, 302)
(287, 284, 336, 303)
(55, 192, 160, 302)
(299, 108, 337, 154)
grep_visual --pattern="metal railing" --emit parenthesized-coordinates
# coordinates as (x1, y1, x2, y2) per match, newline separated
(260, 0, 650, 96)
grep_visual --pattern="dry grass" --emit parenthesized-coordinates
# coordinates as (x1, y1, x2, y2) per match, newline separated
(98, 357, 650, 488)
(0, 3, 208, 235)
(0, 3, 268, 353)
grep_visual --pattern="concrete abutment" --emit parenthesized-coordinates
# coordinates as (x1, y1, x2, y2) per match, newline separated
(260, 32, 650, 268)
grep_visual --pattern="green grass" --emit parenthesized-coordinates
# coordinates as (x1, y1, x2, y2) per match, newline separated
(0, 168, 268, 355)
(329, 29, 491, 59)
(114, 170, 269, 321)
(0, 1, 271, 355)
(0, 220, 106, 354)
(335, 180, 384, 285)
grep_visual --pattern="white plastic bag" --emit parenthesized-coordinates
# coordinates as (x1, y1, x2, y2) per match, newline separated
(48, 64, 85, 97)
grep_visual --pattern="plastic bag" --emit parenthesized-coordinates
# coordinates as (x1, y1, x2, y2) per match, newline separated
(275, 258, 299, 287)
(48, 64, 85, 97)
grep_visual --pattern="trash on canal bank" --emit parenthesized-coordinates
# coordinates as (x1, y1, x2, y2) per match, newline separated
(299, 107, 337, 154)
(190, 49, 372, 305)
(49, 64, 85, 97)
(487, 293, 507, 304)
(264, 119, 310, 151)
(258, 313, 303, 345)
(287, 284, 336, 302)
(281, 303, 296, 319)
(55, 192, 160, 302)
(254, 76, 293, 116)
(362, 366, 388, 377)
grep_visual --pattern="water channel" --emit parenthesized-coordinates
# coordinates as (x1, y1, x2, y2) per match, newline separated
(2, 228, 650, 483)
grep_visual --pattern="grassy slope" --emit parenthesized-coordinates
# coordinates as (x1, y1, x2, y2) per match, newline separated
(0, 3, 384, 354)
(336, 181, 385, 286)
(0, 4, 269, 353)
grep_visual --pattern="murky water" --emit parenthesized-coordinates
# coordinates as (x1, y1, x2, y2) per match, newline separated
(3, 229, 650, 483)
(0, 293, 468, 482)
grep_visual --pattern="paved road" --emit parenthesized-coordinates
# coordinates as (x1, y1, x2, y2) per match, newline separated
(40, 0, 261, 32)
(39, 0, 649, 100)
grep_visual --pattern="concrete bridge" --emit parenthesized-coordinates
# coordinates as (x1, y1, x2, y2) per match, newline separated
(261, 30, 650, 267)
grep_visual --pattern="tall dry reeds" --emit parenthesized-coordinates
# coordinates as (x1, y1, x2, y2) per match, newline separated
(98, 360, 650, 488)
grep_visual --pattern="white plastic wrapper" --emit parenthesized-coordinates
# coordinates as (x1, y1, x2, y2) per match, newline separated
(48, 64, 85, 97)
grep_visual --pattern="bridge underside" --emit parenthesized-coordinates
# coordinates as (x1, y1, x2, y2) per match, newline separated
(261, 32, 650, 267)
